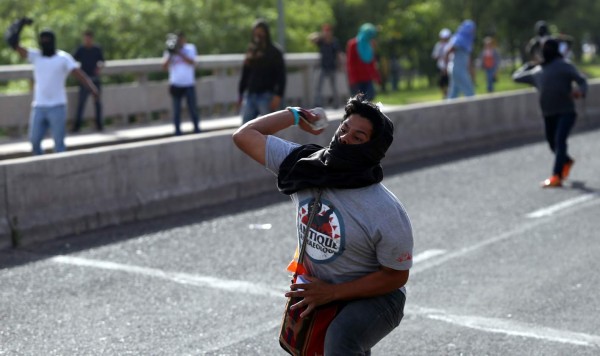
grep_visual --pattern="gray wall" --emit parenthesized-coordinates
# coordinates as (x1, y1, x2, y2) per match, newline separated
(1, 84, 598, 249)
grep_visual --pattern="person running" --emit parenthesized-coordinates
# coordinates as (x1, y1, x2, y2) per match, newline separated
(513, 39, 588, 187)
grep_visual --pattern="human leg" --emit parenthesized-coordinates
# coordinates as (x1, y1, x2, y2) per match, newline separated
(93, 78, 103, 131)
(324, 290, 405, 356)
(29, 107, 48, 155)
(552, 113, 576, 177)
(486, 69, 495, 92)
(185, 86, 201, 133)
(454, 66, 474, 97)
(314, 69, 326, 107)
(47, 104, 67, 153)
(241, 93, 259, 124)
(327, 70, 338, 108)
(255, 92, 274, 117)
(172, 92, 183, 135)
(543, 115, 558, 154)
(73, 84, 88, 132)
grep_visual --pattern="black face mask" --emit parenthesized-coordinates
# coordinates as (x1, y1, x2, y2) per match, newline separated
(276, 114, 394, 195)
(39, 31, 56, 57)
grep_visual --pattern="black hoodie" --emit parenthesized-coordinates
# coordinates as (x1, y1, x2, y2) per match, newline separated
(513, 40, 587, 117)
(238, 20, 286, 98)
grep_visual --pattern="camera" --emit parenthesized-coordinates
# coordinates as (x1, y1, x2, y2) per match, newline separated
(165, 33, 180, 54)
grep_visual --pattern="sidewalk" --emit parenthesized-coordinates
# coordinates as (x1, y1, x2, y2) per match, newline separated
(0, 115, 242, 160)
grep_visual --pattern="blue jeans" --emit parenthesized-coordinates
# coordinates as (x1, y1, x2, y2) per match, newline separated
(314, 69, 338, 107)
(544, 113, 576, 177)
(324, 289, 405, 355)
(73, 77, 102, 132)
(350, 81, 375, 101)
(448, 49, 474, 98)
(29, 104, 67, 155)
(171, 85, 200, 135)
(241, 92, 274, 124)
(485, 69, 496, 93)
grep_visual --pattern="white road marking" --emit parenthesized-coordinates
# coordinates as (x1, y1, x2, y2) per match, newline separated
(413, 196, 600, 275)
(410, 219, 548, 275)
(50, 255, 285, 298)
(411, 306, 600, 348)
(526, 193, 598, 218)
(413, 249, 446, 263)
(198, 320, 280, 354)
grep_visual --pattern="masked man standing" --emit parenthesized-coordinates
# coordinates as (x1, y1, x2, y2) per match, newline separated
(5, 18, 98, 155)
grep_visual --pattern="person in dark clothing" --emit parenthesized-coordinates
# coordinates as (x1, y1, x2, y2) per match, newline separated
(72, 30, 104, 132)
(526, 20, 573, 65)
(238, 19, 286, 124)
(309, 23, 343, 108)
(513, 39, 588, 188)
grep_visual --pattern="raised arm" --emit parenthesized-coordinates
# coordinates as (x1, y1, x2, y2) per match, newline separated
(512, 63, 539, 86)
(232, 108, 325, 166)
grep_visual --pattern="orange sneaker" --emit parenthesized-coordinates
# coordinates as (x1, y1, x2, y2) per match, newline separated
(562, 159, 575, 180)
(541, 175, 562, 188)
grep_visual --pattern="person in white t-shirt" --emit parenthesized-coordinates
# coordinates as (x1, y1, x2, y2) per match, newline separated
(162, 31, 200, 135)
(11, 27, 99, 155)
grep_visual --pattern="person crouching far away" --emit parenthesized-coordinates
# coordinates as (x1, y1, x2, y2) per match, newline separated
(232, 94, 414, 354)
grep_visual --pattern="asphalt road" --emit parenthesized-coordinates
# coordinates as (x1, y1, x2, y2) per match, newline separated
(2, 127, 600, 356)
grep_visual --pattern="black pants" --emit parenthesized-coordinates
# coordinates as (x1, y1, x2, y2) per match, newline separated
(73, 77, 102, 132)
(544, 113, 576, 177)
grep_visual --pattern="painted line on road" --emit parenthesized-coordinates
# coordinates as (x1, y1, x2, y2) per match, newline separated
(413, 249, 446, 263)
(198, 320, 280, 354)
(526, 193, 598, 218)
(412, 195, 600, 275)
(412, 306, 600, 348)
(50, 255, 285, 298)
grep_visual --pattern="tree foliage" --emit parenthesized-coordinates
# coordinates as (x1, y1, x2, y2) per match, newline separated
(0, 0, 596, 69)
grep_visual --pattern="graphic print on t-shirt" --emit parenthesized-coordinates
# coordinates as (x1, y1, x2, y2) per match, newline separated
(297, 197, 345, 263)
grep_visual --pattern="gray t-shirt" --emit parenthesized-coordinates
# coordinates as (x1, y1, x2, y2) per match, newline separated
(266, 136, 414, 291)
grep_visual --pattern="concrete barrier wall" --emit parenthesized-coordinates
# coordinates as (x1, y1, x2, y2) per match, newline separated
(1, 84, 598, 249)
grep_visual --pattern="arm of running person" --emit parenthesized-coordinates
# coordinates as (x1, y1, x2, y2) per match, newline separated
(71, 68, 99, 98)
(287, 266, 409, 318)
(570, 66, 588, 98)
(512, 64, 539, 86)
(232, 109, 325, 165)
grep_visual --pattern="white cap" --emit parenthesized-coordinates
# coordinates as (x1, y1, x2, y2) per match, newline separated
(439, 28, 451, 39)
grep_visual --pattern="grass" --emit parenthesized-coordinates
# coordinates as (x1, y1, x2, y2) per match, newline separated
(376, 63, 599, 106)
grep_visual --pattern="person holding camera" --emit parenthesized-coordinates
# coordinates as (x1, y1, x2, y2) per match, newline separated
(4, 18, 99, 155)
(162, 31, 200, 136)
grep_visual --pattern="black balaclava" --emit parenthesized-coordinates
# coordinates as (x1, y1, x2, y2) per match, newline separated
(535, 21, 549, 37)
(277, 95, 394, 195)
(542, 38, 562, 65)
(39, 29, 56, 57)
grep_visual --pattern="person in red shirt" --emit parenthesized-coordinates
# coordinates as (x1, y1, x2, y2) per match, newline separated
(346, 23, 380, 101)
